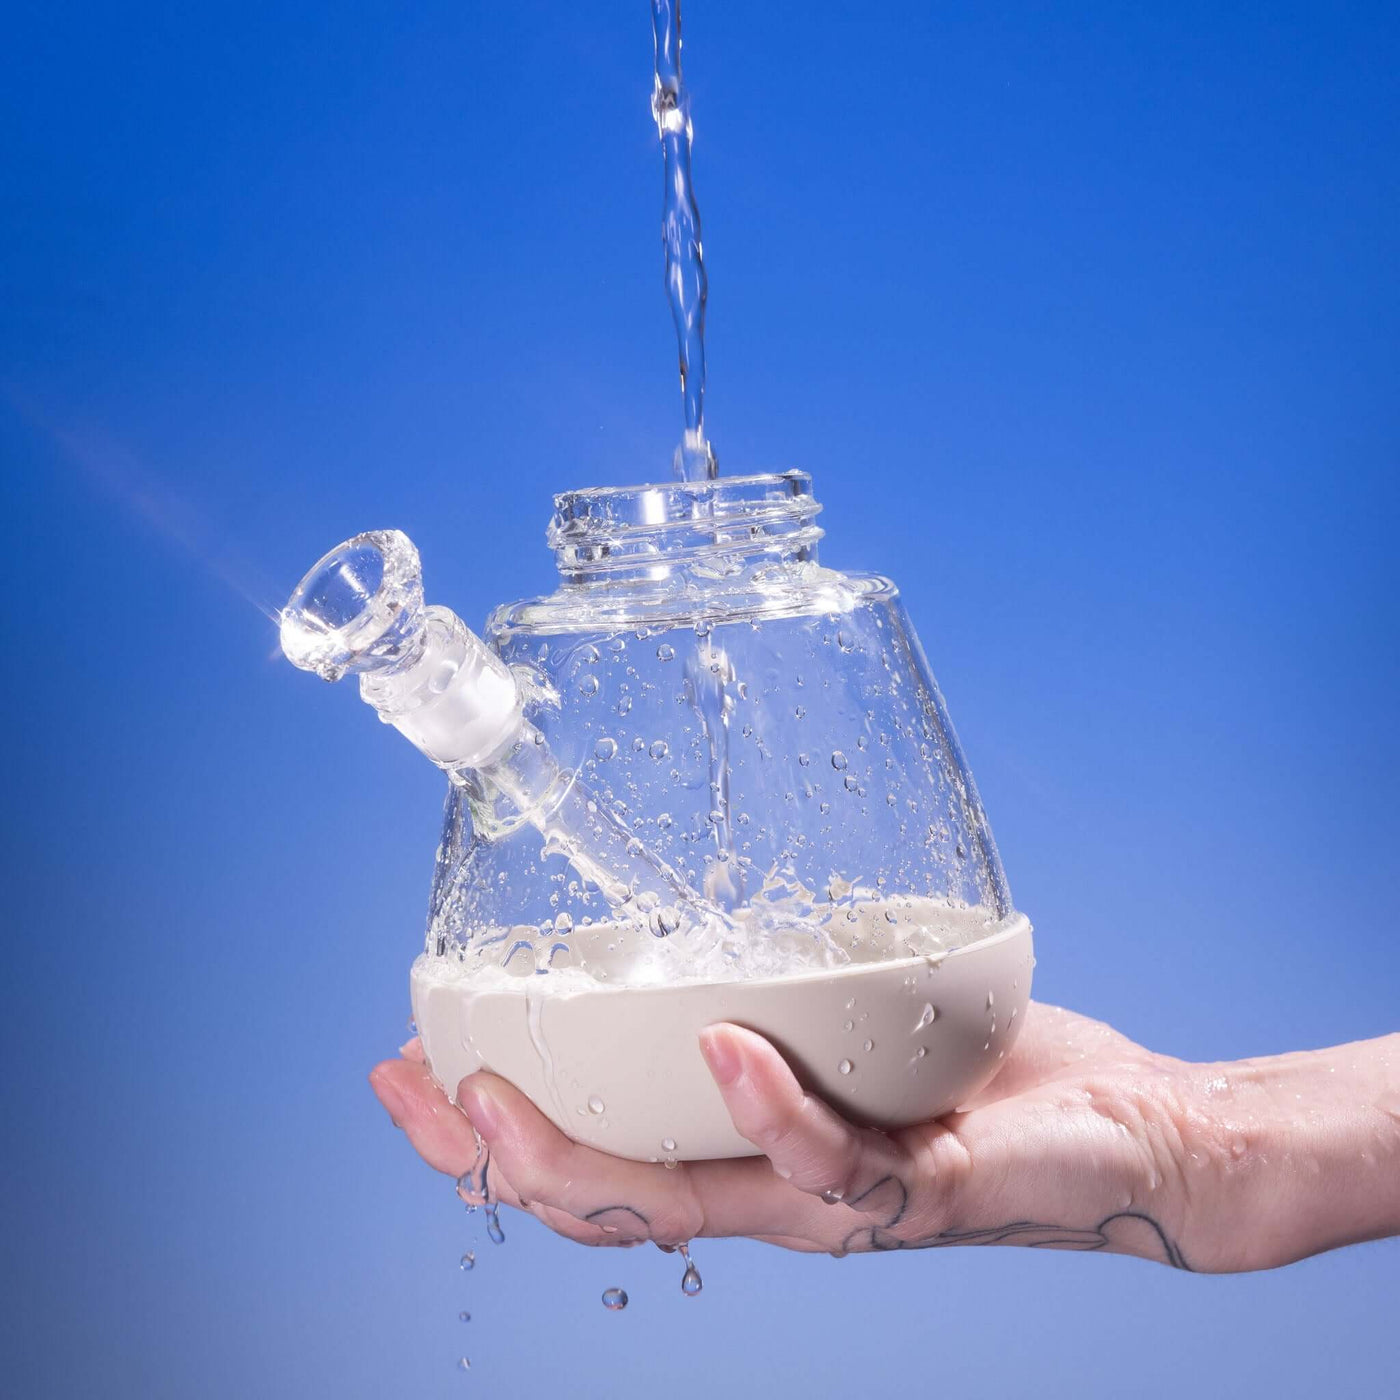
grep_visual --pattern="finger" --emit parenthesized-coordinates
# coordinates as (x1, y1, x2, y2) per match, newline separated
(369, 1057, 518, 1199)
(460, 1070, 833, 1246)
(699, 1024, 913, 1222)
(459, 1071, 710, 1244)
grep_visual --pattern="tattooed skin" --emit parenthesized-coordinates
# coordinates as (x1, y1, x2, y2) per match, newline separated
(831, 1173, 1192, 1269)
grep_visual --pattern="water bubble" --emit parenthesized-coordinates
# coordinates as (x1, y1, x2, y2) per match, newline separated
(830, 750, 848, 771)
(657, 644, 676, 662)
(649, 739, 670, 760)
(843, 775, 860, 792)
(579, 675, 600, 697)
(554, 911, 574, 935)
(657, 812, 674, 830)
(837, 630, 854, 652)
(459, 1252, 475, 1271)
(916, 1003, 938, 1029)
(617, 694, 633, 716)
(794, 705, 806, 719)
(819, 802, 831, 815)
(602, 1287, 629, 1311)
(650, 906, 680, 937)
(708, 809, 725, 825)
(798, 752, 810, 767)
(838, 1059, 853, 1075)
(588, 1095, 605, 1115)
(594, 737, 618, 761)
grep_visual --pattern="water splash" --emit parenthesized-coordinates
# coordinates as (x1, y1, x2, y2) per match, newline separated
(650, 0, 715, 481)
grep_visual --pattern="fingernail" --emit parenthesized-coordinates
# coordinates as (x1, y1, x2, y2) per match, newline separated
(700, 1027, 742, 1088)
(370, 1071, 406, 1127)
(458, 1076, 501, 1140)
(398, 1039, 417, 1058)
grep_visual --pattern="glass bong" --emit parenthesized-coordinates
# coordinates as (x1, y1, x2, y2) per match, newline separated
(282, 472, 1034, 1161)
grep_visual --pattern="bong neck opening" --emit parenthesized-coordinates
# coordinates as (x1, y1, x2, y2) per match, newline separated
(549, 471, 824, 585)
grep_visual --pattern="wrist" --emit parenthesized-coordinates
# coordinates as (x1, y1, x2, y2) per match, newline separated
(1175, 1034, 1400, 1272)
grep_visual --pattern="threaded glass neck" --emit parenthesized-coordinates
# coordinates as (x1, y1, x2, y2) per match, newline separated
(548, 471, 823, 584)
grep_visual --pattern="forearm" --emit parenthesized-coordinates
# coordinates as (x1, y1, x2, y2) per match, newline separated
(1177, 1032, 1400, 1271)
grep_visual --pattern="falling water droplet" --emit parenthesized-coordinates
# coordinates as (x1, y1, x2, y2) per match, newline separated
(486, 1208, 505, 1245)
(459, 1252, 475, 1271)
(678, 1244, 703, 1297)
(457, 1357, 472, 1372)
(602, 1287, 629, 1311)
(458, 1311, 472, 1323)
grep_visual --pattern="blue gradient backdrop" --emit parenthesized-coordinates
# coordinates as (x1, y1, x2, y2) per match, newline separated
(2, 3, 1397, 1396)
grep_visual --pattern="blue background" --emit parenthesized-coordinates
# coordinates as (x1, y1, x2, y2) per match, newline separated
(2, 2, 1397, 1395)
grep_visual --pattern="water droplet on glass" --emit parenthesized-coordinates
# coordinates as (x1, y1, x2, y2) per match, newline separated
(837, 630, 854, 652)
(459, 1252, 475, 1271)
(554, 911, 574, 934)
(594, 737, 618, 761)
(579, 675, 600, 697)
(863, 1039, 874, 1052)
(915, 1046, 927, 1059)
(794, 705, 806, 719)
(819, 801, 831, 815)
(661, 1137, 677, 1152)
(884, 909, 899, 924)
(617, 694, 633, 716)
(843, 1019, 853, 1031)
(602, 1287, 629, 1311)
(838, 1059, 853, 1075)
(830, 750, 848, 771)
(657, 644, 676, 662)
(588, 1095, 605, 1115)
(657, 812, 674, 830)
(649, 739, 670, 760)
(986, 991, 995, 1009)
(916, 1003, 937, 1030)
(843, 775, 860, 792)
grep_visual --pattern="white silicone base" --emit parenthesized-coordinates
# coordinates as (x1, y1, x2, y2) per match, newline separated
(411, 913, 1034, 1162)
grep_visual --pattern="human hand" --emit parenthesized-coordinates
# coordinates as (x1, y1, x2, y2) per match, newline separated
(369, 1004, 1400, 1273)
